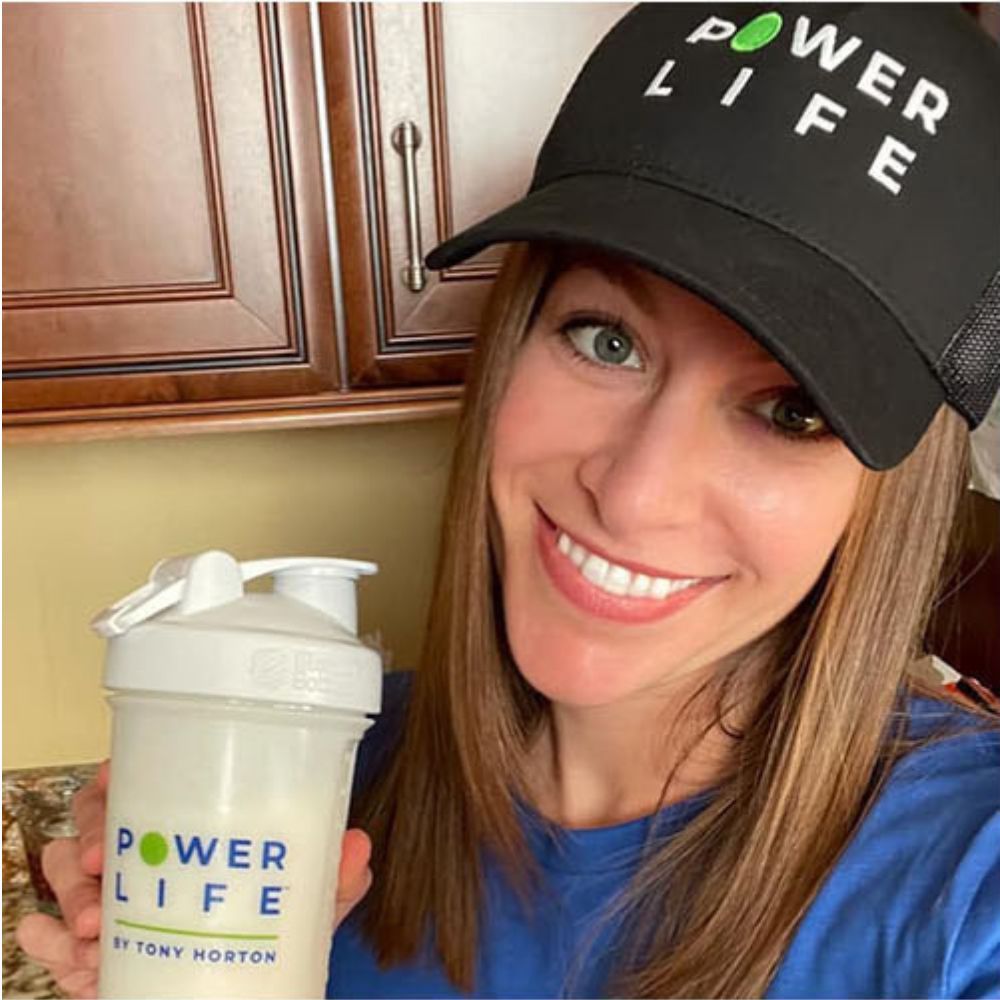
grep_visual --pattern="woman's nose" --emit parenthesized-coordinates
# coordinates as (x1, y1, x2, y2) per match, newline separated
(577, 386, 718, 537)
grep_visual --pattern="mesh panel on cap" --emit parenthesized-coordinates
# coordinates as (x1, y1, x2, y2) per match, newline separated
(936, 268, 1000, 427)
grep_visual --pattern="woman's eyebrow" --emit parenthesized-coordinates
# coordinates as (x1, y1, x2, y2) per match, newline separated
(561, 262, 661, 319)
(571, 267, 780, 348)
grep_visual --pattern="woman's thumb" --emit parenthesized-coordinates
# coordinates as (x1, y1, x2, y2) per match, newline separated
(333, 828, 373, 928)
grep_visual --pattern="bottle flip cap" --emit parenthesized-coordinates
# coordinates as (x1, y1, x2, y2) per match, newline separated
(92, 550, 382, 715)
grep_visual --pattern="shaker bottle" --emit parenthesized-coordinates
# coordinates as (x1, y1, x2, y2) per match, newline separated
(90, 550, 382, 999)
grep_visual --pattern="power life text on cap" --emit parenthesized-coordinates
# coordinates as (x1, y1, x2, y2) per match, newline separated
(427, 3, 1000, 470)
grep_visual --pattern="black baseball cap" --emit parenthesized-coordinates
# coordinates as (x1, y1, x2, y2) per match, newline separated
(426, 3, 1000, 470)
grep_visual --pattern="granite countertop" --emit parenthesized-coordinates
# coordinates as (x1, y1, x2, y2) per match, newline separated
(4, 764, 100, 1000)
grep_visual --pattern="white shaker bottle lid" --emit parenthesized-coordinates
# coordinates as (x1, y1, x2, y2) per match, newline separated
(92, 551, 382, 714)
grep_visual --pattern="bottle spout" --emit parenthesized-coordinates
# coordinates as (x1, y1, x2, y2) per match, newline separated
(274, 572, 359, 634)
(239, 556, 378, 635)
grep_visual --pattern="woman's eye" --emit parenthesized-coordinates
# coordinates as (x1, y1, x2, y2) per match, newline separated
(754, 391, 831, 441)
(561, 318, 643, 370)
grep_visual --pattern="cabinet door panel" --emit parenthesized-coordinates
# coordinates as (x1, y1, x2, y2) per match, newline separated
(4, 5, 216, 293)
(3, 3, 339, 416)
(325, 2, 631, 388)
(436, 4, 628, 266)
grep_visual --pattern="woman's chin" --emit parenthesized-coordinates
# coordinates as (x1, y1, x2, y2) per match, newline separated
(510, 644, 650, 710)
(522, 677, 619, 710)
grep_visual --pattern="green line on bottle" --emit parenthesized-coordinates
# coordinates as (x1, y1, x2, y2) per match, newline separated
(114, 918, 279, 942)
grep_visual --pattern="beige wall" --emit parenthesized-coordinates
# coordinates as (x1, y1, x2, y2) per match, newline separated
(3, 417, 458, 769)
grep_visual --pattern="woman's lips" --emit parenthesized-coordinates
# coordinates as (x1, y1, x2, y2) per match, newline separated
(534, 507, 726, 625)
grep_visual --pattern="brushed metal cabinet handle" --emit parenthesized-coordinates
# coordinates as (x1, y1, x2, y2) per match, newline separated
(391, 121, 427, 293)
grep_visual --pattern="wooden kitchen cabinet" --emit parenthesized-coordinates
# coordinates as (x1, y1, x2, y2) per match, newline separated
(3, 2, 628, 438)
(3, 4, 349, 429)
(3, 2, 995, 436)
(318, 2, 629, 388)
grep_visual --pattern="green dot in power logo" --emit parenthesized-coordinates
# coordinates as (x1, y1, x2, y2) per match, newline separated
(139, 832, 169, 866)
(731, 12, 783, 52)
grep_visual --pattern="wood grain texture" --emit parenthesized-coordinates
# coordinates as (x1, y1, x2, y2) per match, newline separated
(3, 5, 222, 296)
(4, 3, 339, 417)
(319, 2, 472, 390)
(3, 388, 462, 444)
(318, 2, 629, 388)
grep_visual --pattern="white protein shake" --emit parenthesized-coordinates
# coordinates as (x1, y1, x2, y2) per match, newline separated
(92, 552, 382, 999)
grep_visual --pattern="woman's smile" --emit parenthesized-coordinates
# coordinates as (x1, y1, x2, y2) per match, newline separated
(535, 503, 729, 625)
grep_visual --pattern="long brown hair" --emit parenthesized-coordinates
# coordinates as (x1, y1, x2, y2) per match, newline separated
(355, 242, 974, 996)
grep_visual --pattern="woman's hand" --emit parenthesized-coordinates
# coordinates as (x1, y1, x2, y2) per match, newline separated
(15, 760, 374, 1000)
(15, 760, 109, 999)
(335, 828, 375, 926)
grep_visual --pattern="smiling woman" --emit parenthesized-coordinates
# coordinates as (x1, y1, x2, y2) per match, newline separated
(347, 239, 984, 998)
(490, 256, 864, 709)
(336, 8, 999, 995)
(16, 5, 1000, 999)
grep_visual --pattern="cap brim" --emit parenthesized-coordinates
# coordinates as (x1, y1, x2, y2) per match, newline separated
(426, 173, 943, 470)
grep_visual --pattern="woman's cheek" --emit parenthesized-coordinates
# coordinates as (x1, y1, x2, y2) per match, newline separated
(492, 347, 555, 459)
(724, 458, 862, 579)
(494, 350, 604, 472)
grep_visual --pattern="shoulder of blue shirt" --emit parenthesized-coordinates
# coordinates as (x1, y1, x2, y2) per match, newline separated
(346, 672, 999, 995)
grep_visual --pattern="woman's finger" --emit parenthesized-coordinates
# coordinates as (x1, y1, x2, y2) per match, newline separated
(336, 828, 372, 901)
(53, 966, 99, 1000)
(16, 912, 83, 972)
(40, 838, 102, 939)
(72, 761, 109, 877)
(75, 936, 101, 970)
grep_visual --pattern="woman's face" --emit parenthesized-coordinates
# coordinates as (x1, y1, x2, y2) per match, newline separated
(489, 253, 866, 709)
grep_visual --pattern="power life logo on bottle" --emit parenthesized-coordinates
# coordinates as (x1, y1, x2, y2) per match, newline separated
(109, 823, 290, 968)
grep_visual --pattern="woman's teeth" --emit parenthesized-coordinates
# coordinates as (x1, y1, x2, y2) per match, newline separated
(556, 531, 704, 599)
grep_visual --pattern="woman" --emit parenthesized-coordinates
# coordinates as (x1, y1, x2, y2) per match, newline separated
(18, 4, 1000, 997)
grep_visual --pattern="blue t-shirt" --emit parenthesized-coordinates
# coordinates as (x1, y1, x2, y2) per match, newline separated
(328, 673, 1000, 998)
